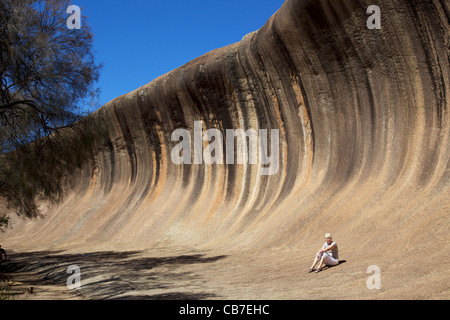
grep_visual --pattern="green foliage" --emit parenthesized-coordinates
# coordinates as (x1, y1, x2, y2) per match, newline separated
(1, 115, 107, 219)
(0, 0, 104, 219)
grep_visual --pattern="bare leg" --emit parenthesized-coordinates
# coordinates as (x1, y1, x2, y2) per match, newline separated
(315, 254, 326, 272)
(310, 252, 321, 271)
(310, 257, 319, 270)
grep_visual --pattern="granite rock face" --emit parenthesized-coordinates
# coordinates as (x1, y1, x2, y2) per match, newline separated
(3, 0, 449, 263)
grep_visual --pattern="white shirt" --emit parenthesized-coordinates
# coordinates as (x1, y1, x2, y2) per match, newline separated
(322, 241, 339, 260)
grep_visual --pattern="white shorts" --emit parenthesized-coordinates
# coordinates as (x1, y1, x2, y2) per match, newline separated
(317, 252, 339, 266)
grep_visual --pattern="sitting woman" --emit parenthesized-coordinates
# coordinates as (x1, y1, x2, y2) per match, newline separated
(309, 233, 339, 273)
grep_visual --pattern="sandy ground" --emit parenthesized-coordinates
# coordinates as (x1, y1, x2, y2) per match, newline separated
(1, 243, 448, 300)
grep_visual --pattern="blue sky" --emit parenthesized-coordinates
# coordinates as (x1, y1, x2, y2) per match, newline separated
(74, 0, 285, 111)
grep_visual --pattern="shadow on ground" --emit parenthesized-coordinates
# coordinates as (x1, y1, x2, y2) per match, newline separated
(321, 260, 347, 271)
(0, 250, 227, 300)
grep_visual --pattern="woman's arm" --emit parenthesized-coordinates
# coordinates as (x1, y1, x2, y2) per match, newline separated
(320, 242, 336, 253)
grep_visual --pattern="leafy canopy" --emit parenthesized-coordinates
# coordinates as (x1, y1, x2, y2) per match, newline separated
(0, 0, 104, 223)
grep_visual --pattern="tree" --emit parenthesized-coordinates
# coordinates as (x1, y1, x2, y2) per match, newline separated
(0, 0, 104, 225)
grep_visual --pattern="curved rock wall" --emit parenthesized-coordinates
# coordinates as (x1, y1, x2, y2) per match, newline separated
(3, 0, 449, 261)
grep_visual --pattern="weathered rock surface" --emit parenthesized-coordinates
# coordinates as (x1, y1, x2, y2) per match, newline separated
(2, 0, 449, 299)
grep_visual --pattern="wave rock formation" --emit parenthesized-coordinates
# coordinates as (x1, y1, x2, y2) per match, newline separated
(2, 0, 449, 299)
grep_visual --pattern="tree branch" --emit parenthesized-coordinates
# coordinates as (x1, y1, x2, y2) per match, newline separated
(0, 99, 37, 111)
